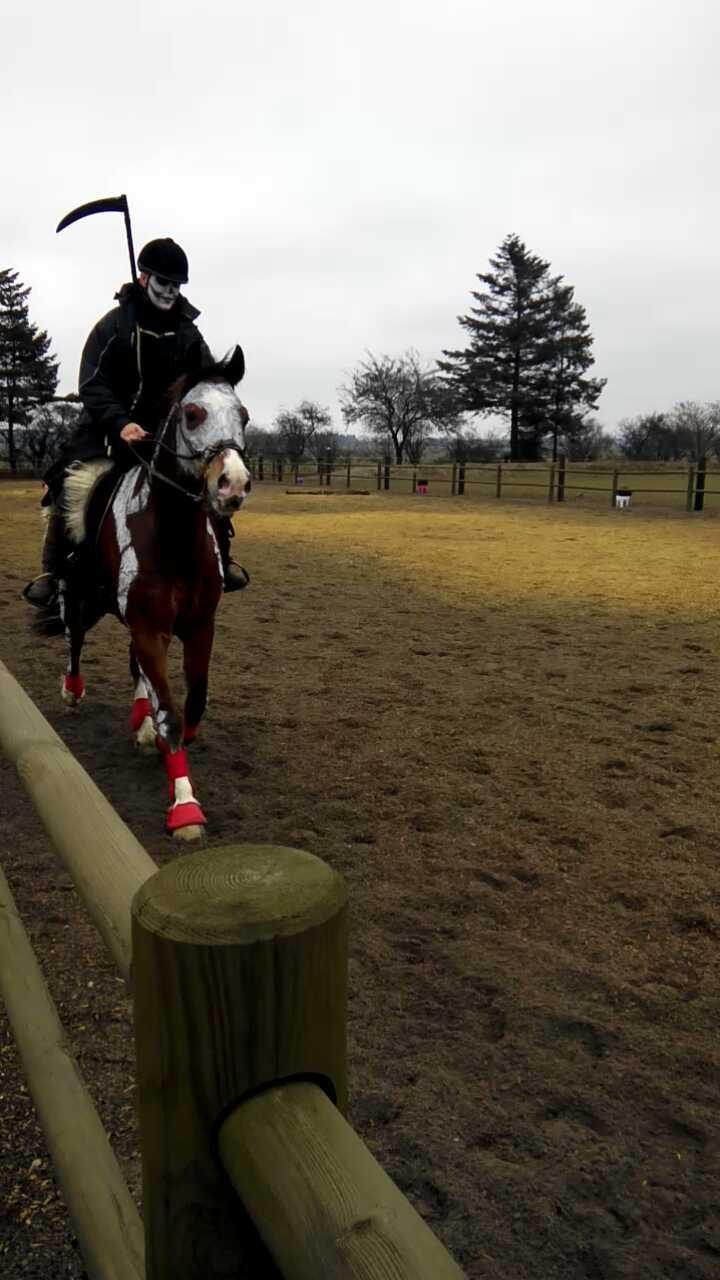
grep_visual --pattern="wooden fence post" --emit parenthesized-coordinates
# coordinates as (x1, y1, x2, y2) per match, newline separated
(278, 459, 284, 483)
(611, 468, 619, 508)
(686, 463, 695, 512)
(548, 463, 555, 503)
(496, 464, 502, 499)
(384, 462, 390, 491)
(376, 460, 382, 491)
(346, 459, 352, 489)
(694, 455, 706, 511)
(557, 454, 566, 502)
(132, 843, 348, 1279)
(412, 468, 417, 494)
(458, 462, 465, 496)
(258, 455, 264, 482)
(451, 462, 458, 496)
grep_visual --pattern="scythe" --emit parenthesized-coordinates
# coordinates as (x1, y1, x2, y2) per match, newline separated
(56, 194, 137, 283)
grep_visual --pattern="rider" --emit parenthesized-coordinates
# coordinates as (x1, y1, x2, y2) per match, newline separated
(24, 237, 249, 606)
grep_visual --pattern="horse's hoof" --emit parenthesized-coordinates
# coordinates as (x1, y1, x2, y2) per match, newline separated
(134, 717, 156, 752)
(172, 824, 206, 842)
(62, 674, 85, 706)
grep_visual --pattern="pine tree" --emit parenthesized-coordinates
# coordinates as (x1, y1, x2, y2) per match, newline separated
(533, 281, 607, 460)
(0, 269, 59, 472)
(439, 235, 605, 459)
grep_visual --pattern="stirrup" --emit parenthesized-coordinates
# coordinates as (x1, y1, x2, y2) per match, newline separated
(23, 573, 58, 608)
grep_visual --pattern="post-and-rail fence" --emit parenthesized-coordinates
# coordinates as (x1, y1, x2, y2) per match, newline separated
(247, 454, 720, 511)
(0, 657, 465, 1280)
(5, 456, 720, 511)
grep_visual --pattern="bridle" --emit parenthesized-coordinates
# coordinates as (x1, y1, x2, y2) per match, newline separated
(128, 397, 248, 504)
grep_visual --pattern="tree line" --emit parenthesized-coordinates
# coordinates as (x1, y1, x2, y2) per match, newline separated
(2, 238, 719, 473)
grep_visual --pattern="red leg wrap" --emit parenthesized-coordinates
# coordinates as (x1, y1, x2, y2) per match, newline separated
(130, 697, 152, 731)
(164, 747, 190, 783)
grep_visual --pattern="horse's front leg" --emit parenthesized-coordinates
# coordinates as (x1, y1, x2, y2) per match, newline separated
(181, 620, 215, 745)
(131, 625, 206, 840)
(61, 588, 86, 707)
(129, 643, 156, 752)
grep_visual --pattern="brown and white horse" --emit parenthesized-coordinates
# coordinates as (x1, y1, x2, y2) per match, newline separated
(58, 346, 250, 840)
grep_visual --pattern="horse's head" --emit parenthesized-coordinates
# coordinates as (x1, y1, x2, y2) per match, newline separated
(172, 346, 251, 516)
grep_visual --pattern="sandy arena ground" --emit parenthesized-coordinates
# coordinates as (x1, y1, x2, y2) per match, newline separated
(1, 479, 720, 1278)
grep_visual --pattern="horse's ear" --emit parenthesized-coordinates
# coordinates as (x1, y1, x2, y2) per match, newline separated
(222, 345, 245, 386)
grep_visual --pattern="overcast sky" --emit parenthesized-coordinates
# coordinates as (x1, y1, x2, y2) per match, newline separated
(4, 0, 717, 435)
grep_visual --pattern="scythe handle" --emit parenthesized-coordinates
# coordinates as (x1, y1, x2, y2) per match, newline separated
(122, 201, 137, 284)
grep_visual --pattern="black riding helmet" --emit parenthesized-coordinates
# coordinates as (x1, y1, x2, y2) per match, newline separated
(137, 238, 189, 284)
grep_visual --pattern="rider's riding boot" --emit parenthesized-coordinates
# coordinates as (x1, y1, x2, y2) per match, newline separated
(213, 515, 250, 592)
(23, 504, 65, 608)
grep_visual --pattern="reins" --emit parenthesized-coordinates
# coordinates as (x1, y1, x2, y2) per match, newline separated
(126, 401, 244, 504)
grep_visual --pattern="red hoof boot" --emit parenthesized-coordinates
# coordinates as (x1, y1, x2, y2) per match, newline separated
(166, 801, 207, 832)
(62, 673, 85, 705)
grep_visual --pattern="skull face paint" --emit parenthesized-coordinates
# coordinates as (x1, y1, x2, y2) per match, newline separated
(146, 274, 180, 311)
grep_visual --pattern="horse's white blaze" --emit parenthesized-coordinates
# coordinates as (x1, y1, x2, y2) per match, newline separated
(219, 447, 251, 494)
(115, 470, 150, 619)
(176, 383, 247, 477)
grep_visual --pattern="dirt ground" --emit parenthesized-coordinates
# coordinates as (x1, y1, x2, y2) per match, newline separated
(1, 479, 720, 1279)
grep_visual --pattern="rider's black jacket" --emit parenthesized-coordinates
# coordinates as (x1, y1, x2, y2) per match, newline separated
(54, 283, 212, 478)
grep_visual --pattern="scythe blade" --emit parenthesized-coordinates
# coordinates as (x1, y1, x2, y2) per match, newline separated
(56, 194, 137, 282)
(56, 195, 128, 233)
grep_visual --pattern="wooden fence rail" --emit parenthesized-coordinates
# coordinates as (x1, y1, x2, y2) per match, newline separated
(0, 658, 466, 1280)
(250, 455, 720, 511)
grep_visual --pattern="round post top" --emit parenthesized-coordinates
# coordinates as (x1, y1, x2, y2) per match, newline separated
(132, 843, 347, 945)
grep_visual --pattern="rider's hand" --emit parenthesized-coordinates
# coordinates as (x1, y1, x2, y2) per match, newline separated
(120, 422, 149, 443)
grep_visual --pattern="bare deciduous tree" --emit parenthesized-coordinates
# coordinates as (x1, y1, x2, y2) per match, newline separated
(670, 401, 720, 461)
(340, 350, 461, 464)
(307, 429, 340, 464)
(274, 400, 332, 468)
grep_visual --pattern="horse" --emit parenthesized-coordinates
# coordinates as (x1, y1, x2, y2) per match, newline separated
(53, 345, 251, 840)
